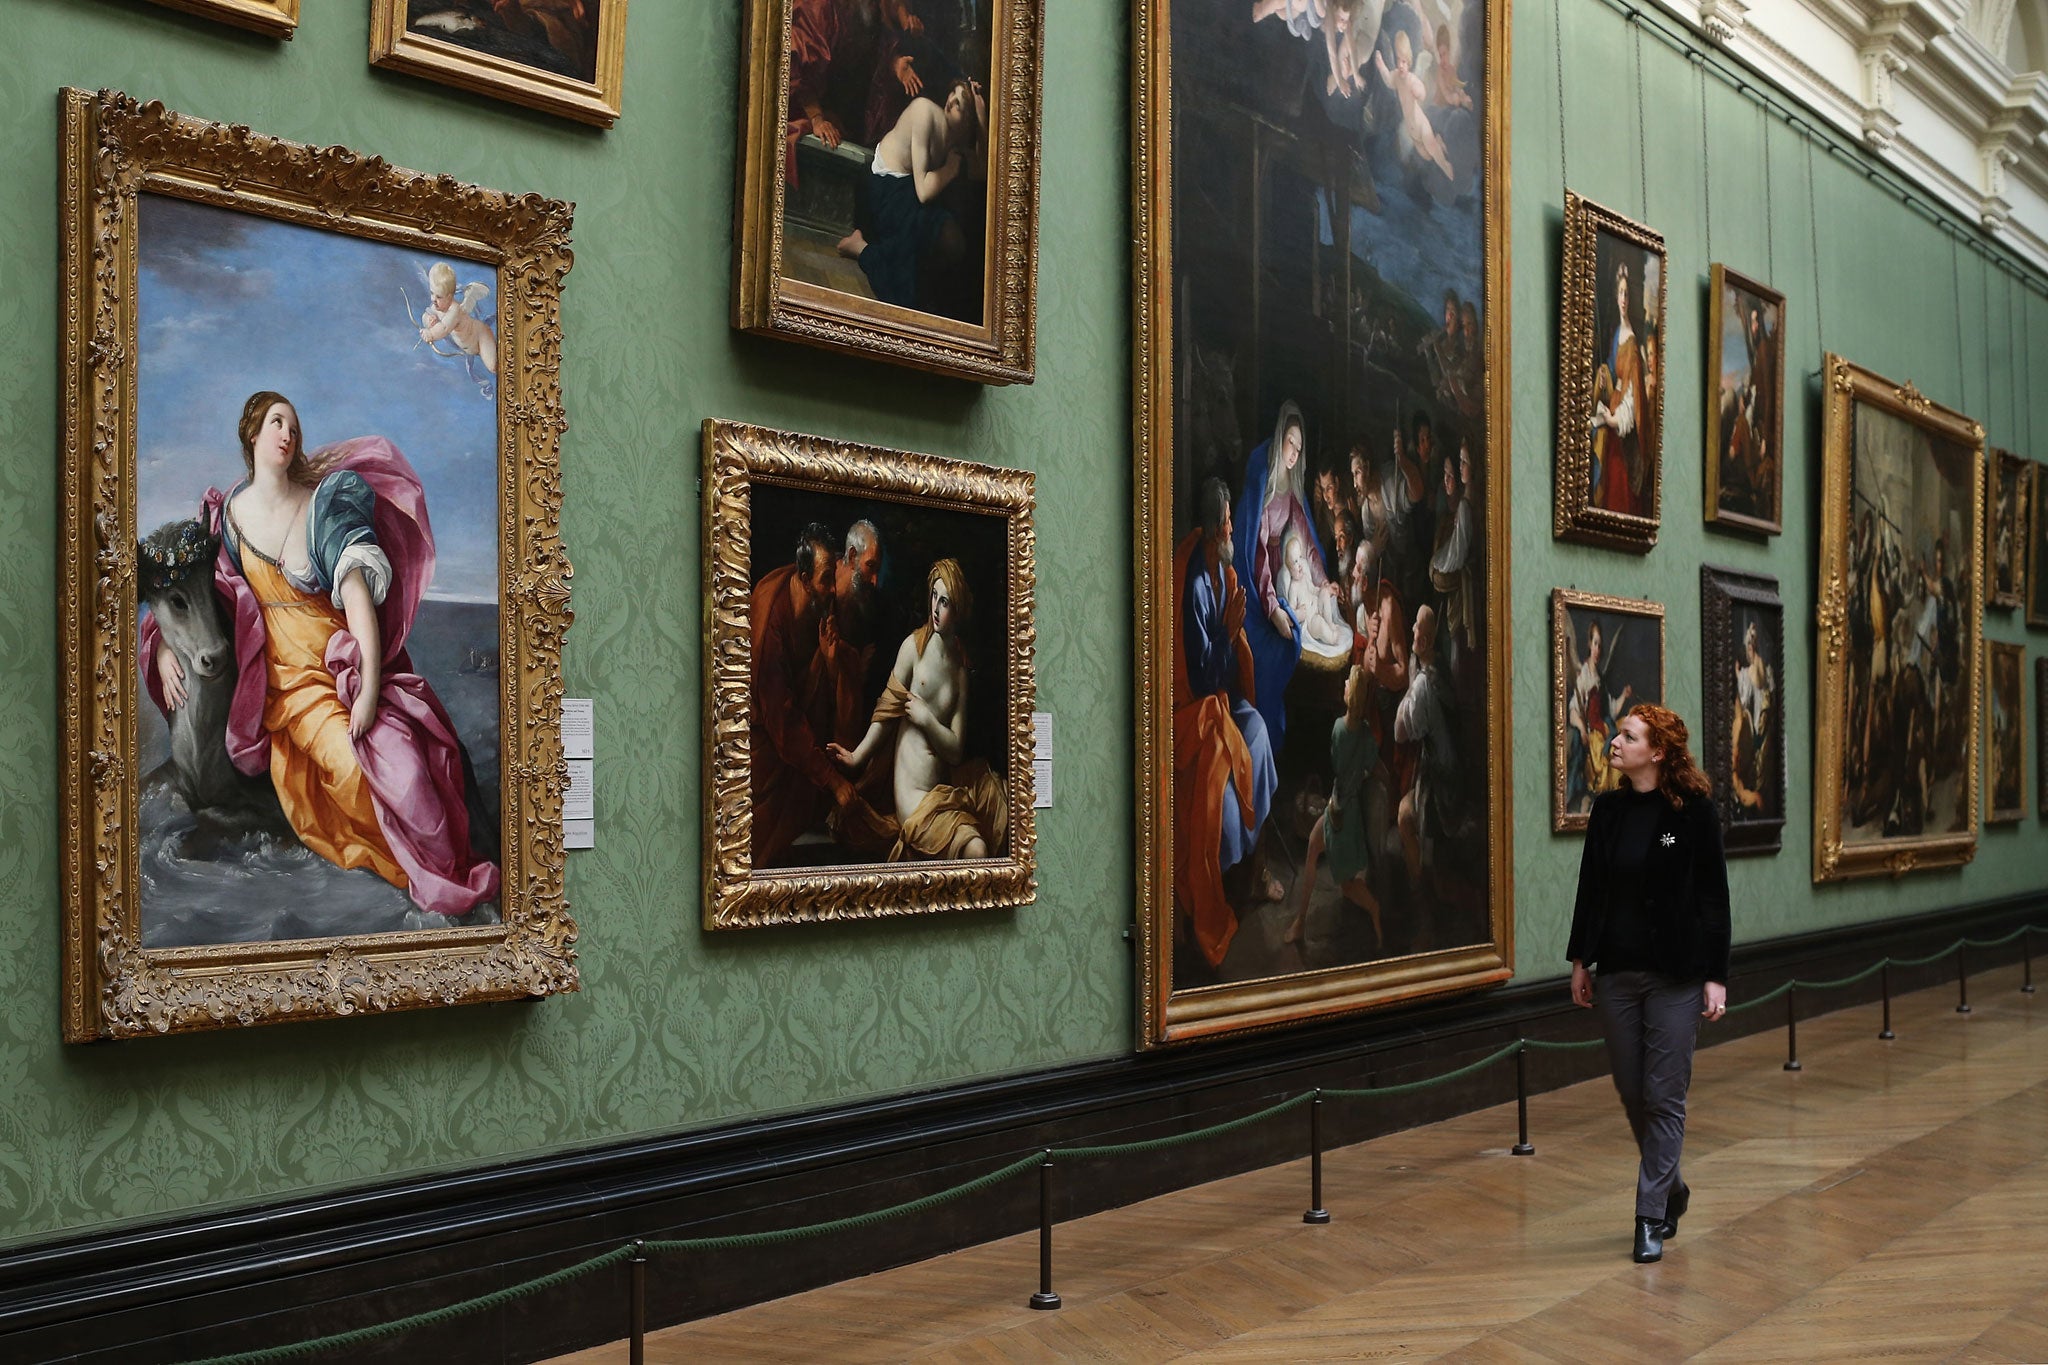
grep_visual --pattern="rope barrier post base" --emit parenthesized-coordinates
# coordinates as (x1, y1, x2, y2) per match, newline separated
(1511, 1043, 1535, 1156)
(1303, 1091, 1331, 1224)
(1957, 946, 1972, 1015)
(1783, 985, 1802, 1072)
(1879, 963, 1896, 1040)
(2023, 930, 2035, 995)
(1029, 1153, 1061, 1311)
(627, 1240, 647, 1365)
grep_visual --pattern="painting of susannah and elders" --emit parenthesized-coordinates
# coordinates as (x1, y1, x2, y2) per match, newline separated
(60, 89, 574, 1040)
(1813, 356, 1983, 882)
(734, 0, 1043, 382)
(1133, 0, 1511, 1041)
(702, 421, 1036, 929)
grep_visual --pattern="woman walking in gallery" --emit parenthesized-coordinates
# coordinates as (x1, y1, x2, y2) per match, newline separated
(1565, 703, 1730, 1264)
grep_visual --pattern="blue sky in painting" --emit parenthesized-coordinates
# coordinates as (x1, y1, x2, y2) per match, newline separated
(136, 195, 500, 602)
(1719, 287, 1780, 377)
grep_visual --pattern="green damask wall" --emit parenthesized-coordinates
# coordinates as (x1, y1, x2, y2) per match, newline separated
(0, 0, 2041, 1251)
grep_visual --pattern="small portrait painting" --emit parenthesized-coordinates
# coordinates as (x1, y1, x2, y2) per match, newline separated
(1814, 355, 1984, 882)
(1553, 589, 1666, 832)
(1706, 266, 1786, 535)
(1986, 641, 2024, 823)
(702, 420, 1036, 928)
(2032, 461, 2048, 627)
(1701, 566, 1785, 854)
(733, 0, 1042, 382)
(1988, 449, 2029, 610)
(1555, 194, 1665, 551)
(2037, 658, 2047, 820)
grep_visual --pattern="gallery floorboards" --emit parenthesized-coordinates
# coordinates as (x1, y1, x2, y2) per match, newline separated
(549, 969, 2047, 1363)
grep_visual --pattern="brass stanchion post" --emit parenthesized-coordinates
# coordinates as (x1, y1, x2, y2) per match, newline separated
(1304, 1091, 1330, 1223)
(1029, 1153, 1061, 1310)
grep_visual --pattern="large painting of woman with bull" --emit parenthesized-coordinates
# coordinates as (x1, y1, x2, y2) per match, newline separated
(59, 90, 576, 1039)
(1131, 0, 1512, 1045)
(1812, 354, 1984, 883)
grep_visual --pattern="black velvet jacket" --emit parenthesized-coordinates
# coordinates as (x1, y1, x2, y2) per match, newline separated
(1565, 788, 1732, 984)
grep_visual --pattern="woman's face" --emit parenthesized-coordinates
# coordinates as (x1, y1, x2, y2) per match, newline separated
(929, 577, 955, 637)
(253, 402, 300, 473)
(1609, 713, 1662, 776)
(1615, 270, 1630, 319)
(1281, 424, 1303, 472)
(1587, 623, 1603, 665)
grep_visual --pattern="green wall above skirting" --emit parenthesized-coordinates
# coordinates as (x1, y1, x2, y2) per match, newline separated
(0, 0, 2040, 1248)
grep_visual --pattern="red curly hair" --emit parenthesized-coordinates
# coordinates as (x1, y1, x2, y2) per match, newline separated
(1627, 703, 1712, 808)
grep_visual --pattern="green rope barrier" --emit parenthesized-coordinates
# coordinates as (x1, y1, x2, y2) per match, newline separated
(1323, 1040, 1524, 1099)
(1786, 958, 1890, 994)
(1058, 1091, 1313, 1160)
(1723, 978, 1794, 1014)
(179, 1243, 636, 1365)
(1887, 943, 1965, 969)
(1960, 924, 2033, 950)
(1525, 1036, 1607, 1052)
(644, 1151, 1045, 1254)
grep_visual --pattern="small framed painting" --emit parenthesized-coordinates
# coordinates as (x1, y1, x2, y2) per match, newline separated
(1554, 192, 1665, 552)
(1700, 566, 1785, 854)
(371, 0, 629, 127)
(1988, 449, 2029, 610)
(701, 419, 1037, 928)
(1552, 588, 1666, 834)
(1986, 640, 2024, 823)
(1704, 264, 1785, 536)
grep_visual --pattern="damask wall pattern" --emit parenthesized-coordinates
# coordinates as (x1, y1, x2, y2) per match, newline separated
(0, 0, 2042, 1248)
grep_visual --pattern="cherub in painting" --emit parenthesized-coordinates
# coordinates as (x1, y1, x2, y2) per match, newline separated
(418, 261, 498, 377)
(1373, 30, 1455, 179)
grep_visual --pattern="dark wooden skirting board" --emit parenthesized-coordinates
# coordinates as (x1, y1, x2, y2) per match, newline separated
(4, 891, 2040, 1364)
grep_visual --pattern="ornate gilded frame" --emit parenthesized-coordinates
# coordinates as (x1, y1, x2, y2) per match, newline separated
(700, 419, 1037, 929)
(58, 89, 578, 1040)
(1131, 0, 1515, 1047)
(1700, 566, 1785, 855)
(371, 0, 629, 128)
(145, 0, 297, 39)
(1988, 447, 2030, 611)
(1555, 192, 1665, 553)
(1986, 640, 2025, 823)
(731, 0, 1043, 384)
(1813, 354, 1983, 882)
(1704, 263, 1786, 536)
(1551, 588, 1666, 835)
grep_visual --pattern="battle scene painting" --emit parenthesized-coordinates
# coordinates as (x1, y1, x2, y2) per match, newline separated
(135, 195, 505, 949)
(1814, 355, 1982, 881)
(1135, 0, 1510, 1038)
(1706, 266, 1784, 535)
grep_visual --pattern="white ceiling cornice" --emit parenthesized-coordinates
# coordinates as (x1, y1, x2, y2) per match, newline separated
(1648, 0, 2048, 272)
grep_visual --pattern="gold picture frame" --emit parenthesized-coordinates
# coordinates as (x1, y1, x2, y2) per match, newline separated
(1986, 639, 2025, 823)
(59, 89, 578, 1040)
(1988, 447, 2030, 610)
(1132, 0, 1515, 1047)
(701, 420, 1037, 929)
(371, 0, 629, 128)
(1704, 263, 1786, 536)
(1551, 588, 1666, 834)
(1555, 191, 1665, 552)
(145, 0, 298, 39)
(731, 0, 1043, 384)
(2031, 460, 2048, 628)
(1813, 354, 1983, 882)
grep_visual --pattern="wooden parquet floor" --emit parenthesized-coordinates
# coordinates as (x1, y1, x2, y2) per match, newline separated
(550, 969, 2047, 1363)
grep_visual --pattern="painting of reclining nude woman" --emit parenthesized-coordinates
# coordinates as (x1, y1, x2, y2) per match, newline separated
(59, 89, 576, 1039)
(733, 0, 1043, 383)
(701, 420, 1037, 928)
(1132, 0, 1512, 1045)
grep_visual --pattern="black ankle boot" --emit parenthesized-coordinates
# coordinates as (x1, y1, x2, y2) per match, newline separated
(1659, 1183, 1691, 1238)
(1633, 1216, 1665, 1263)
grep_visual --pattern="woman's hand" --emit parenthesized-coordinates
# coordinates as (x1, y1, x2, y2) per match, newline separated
(904, 691, 933, 730)
(1701, 981, 1727, 1022)
(826, 741, 858, 774)
(157, 642, 188, 711)
(349, 688, 378, 740)
(1570, 961, 1594, 1009)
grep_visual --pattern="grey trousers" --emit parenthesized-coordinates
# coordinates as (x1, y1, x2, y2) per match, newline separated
(1595, 969, 1702, 1220)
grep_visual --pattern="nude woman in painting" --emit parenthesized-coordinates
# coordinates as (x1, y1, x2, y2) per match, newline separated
(829, 557, 1008, 860)
(145, 391, 500, 915)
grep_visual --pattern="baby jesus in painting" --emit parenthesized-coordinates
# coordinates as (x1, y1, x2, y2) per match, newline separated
(1374, 30, 1455, 180)
(1280, 530, 1351, 655)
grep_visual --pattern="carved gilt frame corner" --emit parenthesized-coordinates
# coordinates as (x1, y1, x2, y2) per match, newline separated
(146, 0, 298, 39)
(732, 0, 1043, 384)
(700, 419, 1038, 929)
(58, 88, 578, 1040)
